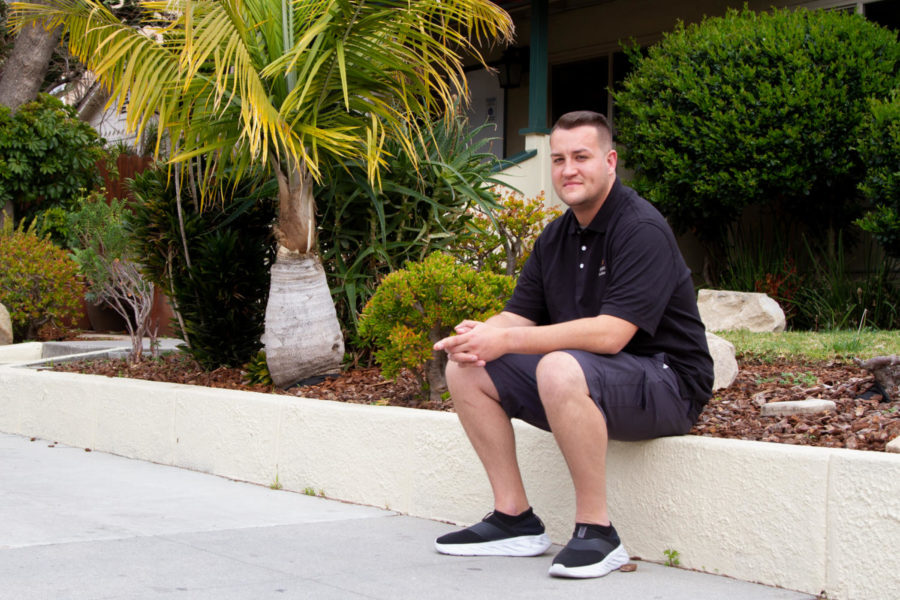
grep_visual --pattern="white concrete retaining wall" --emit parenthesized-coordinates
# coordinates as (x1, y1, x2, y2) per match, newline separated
(0, 342, 42, 364)
(1, 365, 898, 600)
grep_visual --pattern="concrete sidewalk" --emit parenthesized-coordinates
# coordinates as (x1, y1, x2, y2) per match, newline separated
(0, 433, 813, 600)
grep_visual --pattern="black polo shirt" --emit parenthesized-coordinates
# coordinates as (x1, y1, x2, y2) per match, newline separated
(504, 179, 714, 409)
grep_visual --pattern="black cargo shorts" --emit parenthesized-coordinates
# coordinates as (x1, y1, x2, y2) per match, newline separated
(484, 350, 698, 441)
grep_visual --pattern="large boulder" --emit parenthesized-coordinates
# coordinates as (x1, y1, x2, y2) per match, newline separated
(0, 302, 12, 345)
(707, 331, 739, 391)
(697, 289, 786, 333)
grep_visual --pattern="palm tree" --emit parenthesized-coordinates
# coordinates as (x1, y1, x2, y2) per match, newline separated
(11, 0, 513, 385)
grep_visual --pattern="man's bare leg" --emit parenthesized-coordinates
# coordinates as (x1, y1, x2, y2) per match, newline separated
(445, 361, 530, 515)
(535, 351, 609, 525)
(536, 351, 628, 578)
(435, 362, 550, 557)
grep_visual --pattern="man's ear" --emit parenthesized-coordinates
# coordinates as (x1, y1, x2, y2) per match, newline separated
(607, 149, 618, 171)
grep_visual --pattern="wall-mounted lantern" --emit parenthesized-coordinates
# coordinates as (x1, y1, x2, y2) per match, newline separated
(497, 46, 529, 89)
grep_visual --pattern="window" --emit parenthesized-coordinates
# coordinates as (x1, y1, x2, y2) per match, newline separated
(550, 58, 608, 124)
(865, 0, 900, 31)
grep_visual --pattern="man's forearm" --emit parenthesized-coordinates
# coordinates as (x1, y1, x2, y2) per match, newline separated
(502, 315, 637, 356)
(437, 312, 635, 365)
(483, 311, 535, 329)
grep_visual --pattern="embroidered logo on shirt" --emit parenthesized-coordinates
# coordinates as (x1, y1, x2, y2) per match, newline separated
(598, 260, 607, 277)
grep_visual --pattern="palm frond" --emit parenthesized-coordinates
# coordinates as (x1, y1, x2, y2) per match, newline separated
(10, 0, 513, 189)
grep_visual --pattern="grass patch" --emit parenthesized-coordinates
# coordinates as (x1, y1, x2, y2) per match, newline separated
(717, 329, 900, 362)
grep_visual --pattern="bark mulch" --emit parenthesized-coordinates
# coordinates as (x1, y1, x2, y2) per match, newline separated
(52, 354, 899, 452)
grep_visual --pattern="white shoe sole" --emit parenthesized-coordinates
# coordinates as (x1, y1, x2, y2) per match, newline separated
(435, 533, 552, 557)
(548, 543, 629, 578)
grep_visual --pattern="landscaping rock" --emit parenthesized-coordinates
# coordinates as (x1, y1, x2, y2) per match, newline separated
(0, 302, 12, 346)
(707, 331, 739, 390)
(853, 355, 899, 402)
(760, 399, 836, 417)
(887, 437, 900, 454)
(697, 289, 786, 333)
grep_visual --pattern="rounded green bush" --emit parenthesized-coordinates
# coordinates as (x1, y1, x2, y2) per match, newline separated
(856, 92, 900, 259)
(0, 224, 83, 340)
(614, 7, 900, 247)
(358, 253, 514, 398)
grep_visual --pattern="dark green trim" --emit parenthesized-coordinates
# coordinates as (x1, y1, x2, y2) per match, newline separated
(527, 0, 548, 131)
(518, 127, 551, 136)
(492, 149, 537, 172)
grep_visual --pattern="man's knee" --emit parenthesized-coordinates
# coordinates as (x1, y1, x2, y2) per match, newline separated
(445, 360, 464, 387)
(535, 352, 591, 402)
(445, 361, 499, 404)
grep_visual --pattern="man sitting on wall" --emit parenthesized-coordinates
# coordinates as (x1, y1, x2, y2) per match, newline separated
(432, 110, 713, 578)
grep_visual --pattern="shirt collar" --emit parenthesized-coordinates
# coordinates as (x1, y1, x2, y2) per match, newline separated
(565, 178, 626, 235)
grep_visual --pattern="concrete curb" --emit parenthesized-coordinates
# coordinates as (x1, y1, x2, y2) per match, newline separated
(1, 354, 897, 600)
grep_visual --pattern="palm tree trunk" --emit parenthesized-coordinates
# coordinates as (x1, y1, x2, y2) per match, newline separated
(264, 161, 344, 387)
(0, 0, 62, 111)
(263, 247, 344, 387)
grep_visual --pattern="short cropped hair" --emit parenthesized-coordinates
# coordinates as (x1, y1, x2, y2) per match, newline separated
(551, 111, 613, 148)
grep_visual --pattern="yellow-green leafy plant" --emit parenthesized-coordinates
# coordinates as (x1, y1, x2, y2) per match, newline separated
(242, 351, 274, 387)
(358, 253, 514, 404)
(456, 190, 561, 277)
(0, 220, 82, 340)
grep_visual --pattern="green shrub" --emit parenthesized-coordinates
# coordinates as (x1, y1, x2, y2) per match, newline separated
(317, 111, 504, 347)
(66, 191, 132, 303)
(0, 221, 82, 340)
(614, 7, 900, 257)
(31, 205, 72, 248)
(67, 190, 159, 361)
(0, 94, 107, 224)
(455, 190, 561, 278)
(129, 166, 276, 369)
(856, 93, 900, 259)
(358, 253, 514, 404)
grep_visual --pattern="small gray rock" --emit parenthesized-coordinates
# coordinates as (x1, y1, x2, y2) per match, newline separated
(887, 437, 900, 454)
(752, 392, 768, 407)
(853, 355, 899, 402)
(760, 399, 836, 417)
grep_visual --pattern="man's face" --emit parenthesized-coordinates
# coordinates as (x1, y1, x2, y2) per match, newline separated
(549, 125, 617, 220)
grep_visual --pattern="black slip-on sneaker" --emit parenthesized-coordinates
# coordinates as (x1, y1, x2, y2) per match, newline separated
(435, 510, 552, 557)
(548, 523, 629, 578)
